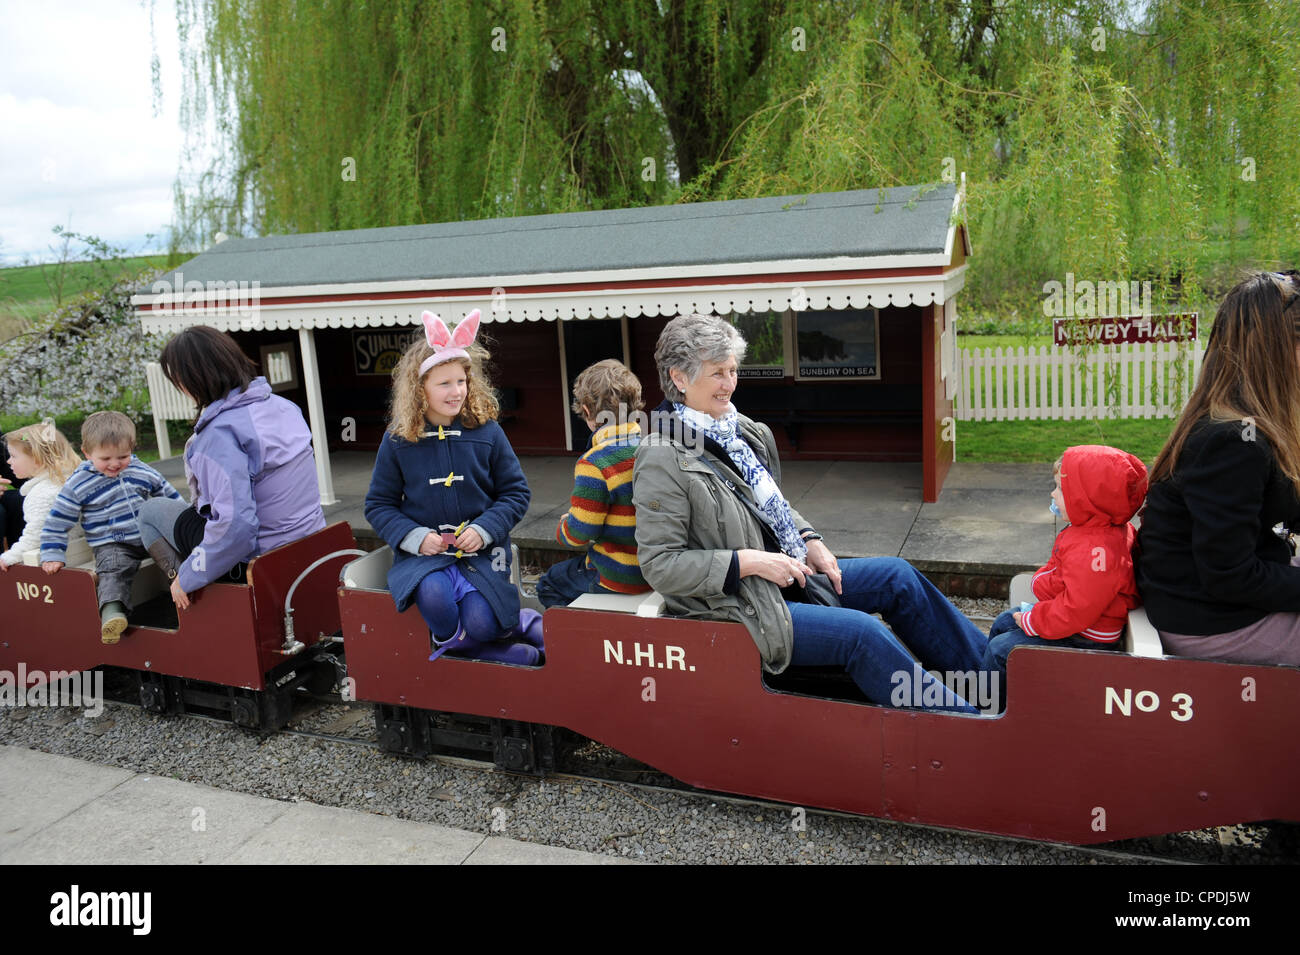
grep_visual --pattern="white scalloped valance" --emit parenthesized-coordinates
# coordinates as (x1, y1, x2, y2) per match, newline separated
(138, 269, 967, 334)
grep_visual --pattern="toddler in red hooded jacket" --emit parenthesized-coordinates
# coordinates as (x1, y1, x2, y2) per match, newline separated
(982, 445, 1148, 695)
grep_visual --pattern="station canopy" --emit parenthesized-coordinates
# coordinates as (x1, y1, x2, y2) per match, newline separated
(133, 181, 970, 332)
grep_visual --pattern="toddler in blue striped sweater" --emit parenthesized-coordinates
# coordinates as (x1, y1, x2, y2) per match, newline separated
(40, 411, 183, 643)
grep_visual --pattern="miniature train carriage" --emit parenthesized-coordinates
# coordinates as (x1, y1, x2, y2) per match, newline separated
(0, 523, 357, 728)
(340, 550, 1300, 845)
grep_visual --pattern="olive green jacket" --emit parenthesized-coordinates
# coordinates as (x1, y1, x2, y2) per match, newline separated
(632, 411, 810, 673)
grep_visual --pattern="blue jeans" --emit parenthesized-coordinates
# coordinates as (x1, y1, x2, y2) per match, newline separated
(982, 609, 1119, 678)
(788, 557, 991, 713)
(138, 496, 192, 550)
(536, 554, 604, 608)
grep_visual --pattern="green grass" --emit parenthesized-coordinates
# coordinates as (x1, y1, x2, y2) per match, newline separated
(955, 416, 1175, 463)
(0, 254, 178, 346)
(0, 254, 173, 305)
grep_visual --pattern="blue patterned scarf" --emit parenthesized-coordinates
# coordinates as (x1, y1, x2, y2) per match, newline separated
(675, 402, 807, 559)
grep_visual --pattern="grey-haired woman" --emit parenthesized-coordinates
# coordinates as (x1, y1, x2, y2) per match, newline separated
(633, 313, 992, 711)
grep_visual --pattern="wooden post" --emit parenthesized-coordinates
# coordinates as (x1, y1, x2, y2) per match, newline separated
(298, 327, 337, 506)
(923, 301, 954, 503)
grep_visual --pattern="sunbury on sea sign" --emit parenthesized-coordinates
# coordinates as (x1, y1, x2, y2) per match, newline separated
(1053, 313, 1198, 346)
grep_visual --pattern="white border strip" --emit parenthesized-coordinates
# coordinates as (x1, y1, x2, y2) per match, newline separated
(139, 266, 969, 334)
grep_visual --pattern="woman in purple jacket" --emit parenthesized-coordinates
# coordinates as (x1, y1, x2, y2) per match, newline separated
(139, 326, 325, 611)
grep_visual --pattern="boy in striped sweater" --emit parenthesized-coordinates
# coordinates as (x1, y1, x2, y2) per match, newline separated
(41, 411, 183, 644)
(537, 360, 650, 608)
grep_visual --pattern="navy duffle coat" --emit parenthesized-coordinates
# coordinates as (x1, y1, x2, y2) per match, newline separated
(364, 419, 531, 630)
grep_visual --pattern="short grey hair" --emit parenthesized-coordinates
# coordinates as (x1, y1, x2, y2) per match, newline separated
(654, 314, 747, 402)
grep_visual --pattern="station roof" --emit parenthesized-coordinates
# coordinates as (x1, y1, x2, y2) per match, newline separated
(134, 181, 970, 332)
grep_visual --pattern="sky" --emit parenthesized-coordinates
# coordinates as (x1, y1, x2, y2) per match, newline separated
(0, 0, 189, 266)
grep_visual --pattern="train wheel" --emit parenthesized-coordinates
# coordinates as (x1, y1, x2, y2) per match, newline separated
(139, 683, 167, 714)
(230, 696, 259, 728)
(375, 704, 431, 757)
(491, 720, 554, 775)
(137, 673, 179, 715)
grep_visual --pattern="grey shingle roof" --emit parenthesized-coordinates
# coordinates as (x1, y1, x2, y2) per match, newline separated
(149, 183, 958, 291)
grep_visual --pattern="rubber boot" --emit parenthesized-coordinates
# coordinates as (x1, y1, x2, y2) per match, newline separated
(509, 609, 545, 653)
(100, 601, 128, 645)
(147, 538, 183, 580)
(446, 629, 540, 666)
(429, 623, 468, 661)
(460, 637, 540, 666)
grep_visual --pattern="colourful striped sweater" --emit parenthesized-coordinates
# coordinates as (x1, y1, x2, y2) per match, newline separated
(40, 457, 183, 561)
(556, 421, 648, 594)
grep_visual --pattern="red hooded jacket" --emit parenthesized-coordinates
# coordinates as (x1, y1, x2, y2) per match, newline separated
(1020, 445, 1148, 642)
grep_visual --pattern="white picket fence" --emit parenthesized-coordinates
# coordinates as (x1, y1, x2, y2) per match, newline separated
(144, 362, 198, 458)
(955, 342, 1205, 421)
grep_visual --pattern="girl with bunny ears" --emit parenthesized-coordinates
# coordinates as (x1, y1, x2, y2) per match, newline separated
(364, 309, 543, 665)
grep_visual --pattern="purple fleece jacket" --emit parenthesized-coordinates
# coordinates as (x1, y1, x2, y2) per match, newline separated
(178, 377, 325, 591)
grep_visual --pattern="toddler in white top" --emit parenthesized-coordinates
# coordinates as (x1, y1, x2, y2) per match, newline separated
(0, 422, 81, 569)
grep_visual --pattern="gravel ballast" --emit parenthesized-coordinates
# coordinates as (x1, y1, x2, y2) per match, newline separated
(2, 699, 1120, 865)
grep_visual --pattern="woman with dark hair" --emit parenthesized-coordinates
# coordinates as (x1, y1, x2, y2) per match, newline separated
(139, 325, 325, 610)
(1138, 271, 1300, 665)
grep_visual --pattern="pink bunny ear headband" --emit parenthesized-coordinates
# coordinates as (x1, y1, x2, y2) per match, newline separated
(419, 309, 481, 377)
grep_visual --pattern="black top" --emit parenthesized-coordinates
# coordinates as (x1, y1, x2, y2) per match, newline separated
(0, 433, 22, 489)
(1137, 418, 1300, 634)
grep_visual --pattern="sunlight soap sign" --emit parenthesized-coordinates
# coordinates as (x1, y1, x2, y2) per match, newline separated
(353, 330, 421, 375)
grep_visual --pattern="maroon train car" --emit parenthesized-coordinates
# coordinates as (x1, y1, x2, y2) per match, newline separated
(1, 523, 357, 727)
(340, 548, 1300, 845)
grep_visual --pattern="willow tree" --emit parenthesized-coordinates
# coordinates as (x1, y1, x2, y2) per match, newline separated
(171, 0, 814, 241)
(169, 0, 1300, 320)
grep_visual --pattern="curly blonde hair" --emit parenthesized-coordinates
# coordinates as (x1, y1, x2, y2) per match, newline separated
(386, 339, 500, 442)
(6, 421, 80, 484)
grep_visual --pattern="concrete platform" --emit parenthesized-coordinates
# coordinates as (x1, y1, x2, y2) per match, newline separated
(155, 452, 1062, 581)
(0, 745, 631, 865)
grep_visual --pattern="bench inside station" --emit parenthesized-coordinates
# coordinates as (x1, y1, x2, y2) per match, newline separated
(740, 382, 921, 450)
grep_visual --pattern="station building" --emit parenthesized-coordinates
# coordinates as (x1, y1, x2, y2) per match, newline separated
(133, 180, 970, 503)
